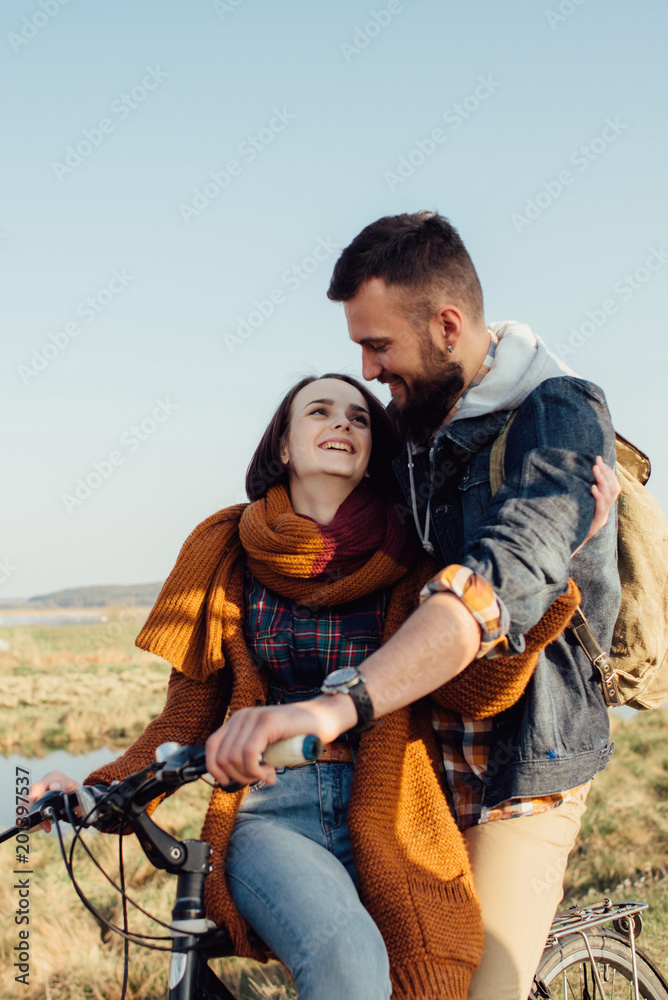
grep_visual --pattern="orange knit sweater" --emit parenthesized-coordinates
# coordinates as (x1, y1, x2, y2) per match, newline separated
(86, 503, 580, 999)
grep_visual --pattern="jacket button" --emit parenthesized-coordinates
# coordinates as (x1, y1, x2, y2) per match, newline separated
(461, 472, 470, 484)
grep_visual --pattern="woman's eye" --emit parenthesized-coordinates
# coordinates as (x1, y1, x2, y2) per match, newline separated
(309, 407, 327, 416)
(353, 416, 369, 426)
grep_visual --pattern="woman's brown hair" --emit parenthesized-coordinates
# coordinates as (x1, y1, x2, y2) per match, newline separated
(245, 374, 400, 501)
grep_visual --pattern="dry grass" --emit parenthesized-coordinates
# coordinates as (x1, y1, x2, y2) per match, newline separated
(0, 614, 170, 754)
(565, 710, 668, 895)
(563, 708, 668, 965)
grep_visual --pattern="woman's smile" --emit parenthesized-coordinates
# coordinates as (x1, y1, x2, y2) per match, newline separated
(319, 438, 356, 454)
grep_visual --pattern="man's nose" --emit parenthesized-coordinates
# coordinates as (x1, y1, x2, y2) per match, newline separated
(361, 349, 382, 382)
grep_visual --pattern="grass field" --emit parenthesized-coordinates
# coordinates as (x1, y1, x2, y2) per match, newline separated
(0, 610, 169, 754)
(1, 618, 666, 998)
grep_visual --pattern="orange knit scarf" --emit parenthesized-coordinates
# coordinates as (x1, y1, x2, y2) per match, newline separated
(137, 483, 419, 681)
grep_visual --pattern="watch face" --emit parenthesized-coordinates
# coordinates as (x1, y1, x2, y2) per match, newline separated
(323, 667, 359, 689)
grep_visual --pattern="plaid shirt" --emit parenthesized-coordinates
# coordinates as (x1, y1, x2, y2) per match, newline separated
(243, 567, 388, 702)
(431, 708, 587, 830)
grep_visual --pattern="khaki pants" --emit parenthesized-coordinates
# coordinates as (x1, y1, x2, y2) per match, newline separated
(464, 782, 590, 1000)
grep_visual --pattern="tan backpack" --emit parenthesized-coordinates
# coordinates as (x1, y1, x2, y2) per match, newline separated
(490, 421, 668, 711)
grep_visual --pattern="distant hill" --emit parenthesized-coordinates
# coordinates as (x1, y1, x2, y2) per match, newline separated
(27, 582, 164, 608)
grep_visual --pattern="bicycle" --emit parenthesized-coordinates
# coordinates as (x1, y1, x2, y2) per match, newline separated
(5, 742, 668, 1000)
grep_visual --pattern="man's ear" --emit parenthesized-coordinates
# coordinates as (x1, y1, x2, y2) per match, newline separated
(437, 305, 464, 353)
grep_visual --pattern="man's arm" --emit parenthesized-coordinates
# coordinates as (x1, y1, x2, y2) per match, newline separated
(461, 377, 616, 639)
(204, 589, 480, 786)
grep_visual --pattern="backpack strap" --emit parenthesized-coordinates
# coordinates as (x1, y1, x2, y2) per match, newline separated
(568, 607, 621, 707)
(489, 412, 518, 497)
(488, 410, 622, 707)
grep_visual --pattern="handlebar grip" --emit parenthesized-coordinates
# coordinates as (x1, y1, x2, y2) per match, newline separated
(260, 734, 323, 767)
(0, 788, 79, 843)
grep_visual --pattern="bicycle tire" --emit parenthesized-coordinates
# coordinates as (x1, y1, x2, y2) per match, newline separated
(533, 930, 668, 1000)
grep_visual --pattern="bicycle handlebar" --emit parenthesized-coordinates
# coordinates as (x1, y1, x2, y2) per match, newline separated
(1, 734, 323, 844)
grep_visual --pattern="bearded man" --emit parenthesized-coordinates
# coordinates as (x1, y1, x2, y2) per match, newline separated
(326, 211, 621, 999)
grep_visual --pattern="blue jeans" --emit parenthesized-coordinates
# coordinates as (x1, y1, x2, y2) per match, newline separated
(225, 763, 392, 1000)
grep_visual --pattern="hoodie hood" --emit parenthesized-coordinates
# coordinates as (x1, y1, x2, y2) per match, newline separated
(450, 320, 575, 424)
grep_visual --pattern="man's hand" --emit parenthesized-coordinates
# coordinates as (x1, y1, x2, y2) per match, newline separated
(28, 770, 81, 833)
(205, 696, 356, 788)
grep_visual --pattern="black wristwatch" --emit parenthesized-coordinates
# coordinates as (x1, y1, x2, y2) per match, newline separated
(320, 667, 375, 734)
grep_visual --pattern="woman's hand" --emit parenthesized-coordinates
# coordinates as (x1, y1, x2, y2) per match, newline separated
(28, 771, 81, 833)
(589, 456, 620, 535)
(205, 696, 356, 788)
(28, 770, 81, 833)
(573, 456, 620, 556)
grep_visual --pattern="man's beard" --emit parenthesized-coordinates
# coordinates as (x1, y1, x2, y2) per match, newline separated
(386, 339, 466, 442)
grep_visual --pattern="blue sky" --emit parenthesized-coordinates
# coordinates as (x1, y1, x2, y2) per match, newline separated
(2, 0, 667, 598)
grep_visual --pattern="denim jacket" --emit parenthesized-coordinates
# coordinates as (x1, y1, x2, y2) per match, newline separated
(392, 376, 621, 805)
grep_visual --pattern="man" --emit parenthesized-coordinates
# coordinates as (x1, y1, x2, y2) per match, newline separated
(324, 210, 621, 998)
(199, 211, 618, 996)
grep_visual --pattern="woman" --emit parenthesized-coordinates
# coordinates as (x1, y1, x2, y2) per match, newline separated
(30, 374, 617, 1000)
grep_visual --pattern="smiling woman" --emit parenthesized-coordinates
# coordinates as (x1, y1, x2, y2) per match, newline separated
(245, 372, 401, 505)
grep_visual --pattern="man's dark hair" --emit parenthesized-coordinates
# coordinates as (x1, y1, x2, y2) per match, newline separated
(327, 212, 484, 323)
(245, 373, 401, 501)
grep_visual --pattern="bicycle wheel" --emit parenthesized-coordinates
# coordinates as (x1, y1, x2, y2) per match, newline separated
(533, 931, 668, 1000)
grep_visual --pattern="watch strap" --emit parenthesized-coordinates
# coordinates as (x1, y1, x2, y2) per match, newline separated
(347, 675, 374, 734)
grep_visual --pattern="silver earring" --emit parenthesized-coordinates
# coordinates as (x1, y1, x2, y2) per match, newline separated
(447, 345, 454, 354)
